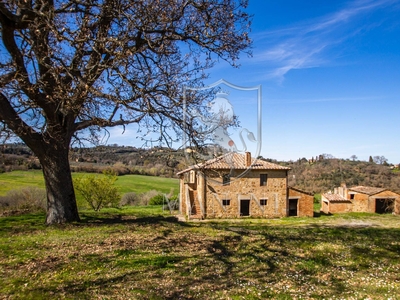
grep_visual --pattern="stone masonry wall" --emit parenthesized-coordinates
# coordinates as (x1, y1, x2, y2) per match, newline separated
(204, 169, 288, 218)
(329, 201, 352, 214)
(288, 188, 314, 217)
(371, 190, 400, 214)
(351, 193, 370, 212)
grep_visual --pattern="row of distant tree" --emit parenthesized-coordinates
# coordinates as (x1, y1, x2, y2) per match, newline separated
(288, 154, 392, 166)
(2, 144, 399, 195)
(283, 156, 400, 195)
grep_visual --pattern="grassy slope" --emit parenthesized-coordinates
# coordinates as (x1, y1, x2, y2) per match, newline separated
(0, 208, 399, 299)
(0, 170, 179, 196)
(0, 170, 45, 195)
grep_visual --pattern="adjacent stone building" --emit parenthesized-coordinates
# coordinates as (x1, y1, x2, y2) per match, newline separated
(177, 152, 313, 219)
(322, 184, 400, 215)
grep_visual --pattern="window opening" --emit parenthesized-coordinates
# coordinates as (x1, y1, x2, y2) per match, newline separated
(223, 174, 230, 186)
(222, 199, 231, 206)
(260, 174, 268, 186)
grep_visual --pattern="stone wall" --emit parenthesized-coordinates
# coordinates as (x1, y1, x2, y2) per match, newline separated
(328, 201, 352, 214)
(204, 169, 288, 218)
(351, 193, 370, 212)
(321, 199, 329, 214)
(179, 168, 291, 219)
(288, 188, 314, 217)
(351, 190, 400, 214)
(371, 190, 400, 214)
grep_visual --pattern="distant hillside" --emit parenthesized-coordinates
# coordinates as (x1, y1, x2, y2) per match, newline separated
(68, 145, 186, 177)
(278, 158, 400, 194)
(0, 144, 186, 177)
(2, 144, 399, 194)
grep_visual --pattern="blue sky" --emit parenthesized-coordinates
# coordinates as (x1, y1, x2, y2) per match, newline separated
(109, 0, 400, 164)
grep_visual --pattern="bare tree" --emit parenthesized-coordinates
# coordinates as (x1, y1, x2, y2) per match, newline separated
(0, 0, 251, 224)
(373, 156, 388, 165)
(321, 153, 335, 160)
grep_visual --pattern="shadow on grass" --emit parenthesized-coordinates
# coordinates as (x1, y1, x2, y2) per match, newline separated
(313, 210, 332, 217)
(3, 216, 400, 299)
(0, 211, 191, 235)
(78, 213, 190, 227)
(0, 212, 47, 234)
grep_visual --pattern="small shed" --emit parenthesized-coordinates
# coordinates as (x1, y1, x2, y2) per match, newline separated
(322, 185, 400, 215)
(321, 193, 352, 214)
(348, 186, 399, 214)
(288, 186, 314, 217)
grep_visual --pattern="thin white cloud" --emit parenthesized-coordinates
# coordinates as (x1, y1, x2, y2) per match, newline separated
(253, 0, 399, 83)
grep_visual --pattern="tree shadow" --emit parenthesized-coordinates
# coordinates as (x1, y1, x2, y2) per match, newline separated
(77, 213, 191, 227)
(313, 211, 332, 217)
(5, 213, 400, 299)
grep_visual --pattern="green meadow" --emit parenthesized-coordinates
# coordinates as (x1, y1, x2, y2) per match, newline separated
(0, 170, 179, 196)
(0, 209, 399, 299)
(1, 171, 400, 299)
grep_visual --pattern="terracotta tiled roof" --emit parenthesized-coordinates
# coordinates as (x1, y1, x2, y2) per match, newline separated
(348, 186, 386, 195)
(177, 152, 290, 175)
(322, 193, 350, 202)
(288, 186, 314, 196)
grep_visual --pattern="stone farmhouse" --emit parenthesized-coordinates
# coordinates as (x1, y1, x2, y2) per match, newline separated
(321, 184, 400, 215)
(177, 152, 313, 220)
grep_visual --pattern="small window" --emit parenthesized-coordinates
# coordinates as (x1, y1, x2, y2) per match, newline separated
(222, 199, 231, 206)
(260, 174, 268, 186)
(350, 194, 355, 200)
(223, 174, 230, 186)
(184, 171, 195, 184)
(260, 199, 268, 206)
(189, 170, 196, 183)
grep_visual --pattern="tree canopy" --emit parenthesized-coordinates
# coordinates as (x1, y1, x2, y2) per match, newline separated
(0, 0, 251, 224)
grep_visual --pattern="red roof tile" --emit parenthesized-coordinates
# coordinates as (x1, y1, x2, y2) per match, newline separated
(322, 193, 350, 202)
(348, 186, 386, 195)
(177, 152, 290, 175)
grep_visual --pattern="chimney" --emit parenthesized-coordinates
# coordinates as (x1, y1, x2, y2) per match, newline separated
(245, 152, 252, 167)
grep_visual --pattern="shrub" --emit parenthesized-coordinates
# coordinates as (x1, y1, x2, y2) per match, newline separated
(164, 194, 179, 212)
(149, 193, 165, 205)
(74, 171, 120, 211)
(0, 186, 46, 214)
(314, 194, 321, 204)
(120, 192, 139, 206)
(140, 190, 160, 206)
(112, 162, 130, 175)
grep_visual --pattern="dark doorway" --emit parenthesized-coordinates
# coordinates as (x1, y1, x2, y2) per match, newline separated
(240, 199, 250, 216)
(288, 199, 298, 216)
(375, 199, 394, 214)
(189, 190, 197, 215)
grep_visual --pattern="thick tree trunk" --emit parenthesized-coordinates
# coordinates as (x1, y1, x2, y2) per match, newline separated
(39, 145, 80, 225)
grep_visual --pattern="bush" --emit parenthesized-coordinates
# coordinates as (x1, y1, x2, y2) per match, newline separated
(164, 194, 179, 212)
(120, 192, 139, 206)
(149, 193, 165, 205)
(140, 190, 160, 206)
(121, 190, 177, 207)
(0, 186, 46, 214)
(74, 171, 120, 211)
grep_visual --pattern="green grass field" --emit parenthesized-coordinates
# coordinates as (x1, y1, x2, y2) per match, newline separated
(0, 208, 399, 299)
(0, 170, 179, 196)
(1, 171, 399, 299)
